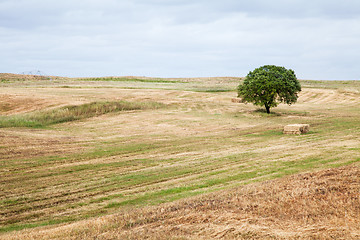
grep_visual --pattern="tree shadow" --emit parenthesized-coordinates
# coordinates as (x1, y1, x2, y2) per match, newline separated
(253, 108, 282, 116)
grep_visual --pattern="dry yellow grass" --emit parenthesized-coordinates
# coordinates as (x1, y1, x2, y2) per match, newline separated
(0, 74, 359, 239)
(3, 165, 359, 240)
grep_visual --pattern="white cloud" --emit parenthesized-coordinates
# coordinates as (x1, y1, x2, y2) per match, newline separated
(0, 0, 359, 79)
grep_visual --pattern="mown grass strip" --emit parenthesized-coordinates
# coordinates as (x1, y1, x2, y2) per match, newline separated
(76, 77, 187, 84)
(0, 101, 165, 128)
(194, 88, 234, 93)
(1, 155, 358, 232)
(104, 155, 359, 210)
(0, 217, 76, 233)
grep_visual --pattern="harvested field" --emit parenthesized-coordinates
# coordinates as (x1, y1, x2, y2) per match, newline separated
(0, 74, 359, 238)
(4, 165, 359, 239)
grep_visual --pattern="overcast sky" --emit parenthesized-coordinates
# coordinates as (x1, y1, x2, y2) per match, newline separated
(1, 0, 359, 79)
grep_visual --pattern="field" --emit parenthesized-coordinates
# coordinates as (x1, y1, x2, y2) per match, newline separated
(0, 73, 359, 239)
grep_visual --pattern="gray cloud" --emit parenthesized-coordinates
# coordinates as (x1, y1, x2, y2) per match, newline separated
(0, 0, 359, 79)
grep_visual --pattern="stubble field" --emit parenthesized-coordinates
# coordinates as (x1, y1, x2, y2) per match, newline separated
(0, 74, 359, 239)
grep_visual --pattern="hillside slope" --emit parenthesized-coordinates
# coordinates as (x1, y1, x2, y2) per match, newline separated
(0, 75, 359, 239)
(3, 164, 359, 240)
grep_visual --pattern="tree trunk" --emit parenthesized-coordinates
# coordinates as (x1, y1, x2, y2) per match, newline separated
(265, 105, 270, 114)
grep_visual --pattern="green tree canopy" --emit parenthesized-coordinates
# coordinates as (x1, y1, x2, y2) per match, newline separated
(237, 65, 301, 114)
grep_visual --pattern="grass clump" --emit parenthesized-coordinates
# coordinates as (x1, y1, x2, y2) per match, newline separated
(0, 101, 164, 128)
(0, 78, 11, 83)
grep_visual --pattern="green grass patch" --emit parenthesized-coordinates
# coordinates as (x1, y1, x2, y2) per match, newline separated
(0, 100, 165, 128)
(0, 78, 11, 83)
(89, 143, 162, 159)
(348, 148, 360, 151)
(76, 77, 187, 84)
(0, 197, 28, 206)
(329, 118, 360, 130)
(194, 88, 234, 93)
(300, 80, 360, 90)
(89, 194, 125, 204)
(0, 217, 76, 233)
(255, 130, 283, 137)
(104, 155, 359, 210)
(243, 129, 283, 138)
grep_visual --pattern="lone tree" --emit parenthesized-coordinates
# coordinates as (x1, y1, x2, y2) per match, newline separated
(237, 65, 301, 114)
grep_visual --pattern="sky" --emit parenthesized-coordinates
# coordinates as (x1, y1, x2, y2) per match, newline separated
(0, 0, 359, 80)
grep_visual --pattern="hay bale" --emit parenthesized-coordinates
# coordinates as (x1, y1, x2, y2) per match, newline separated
(231, 98, 243, 103)
(283, 124, 310, 135)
